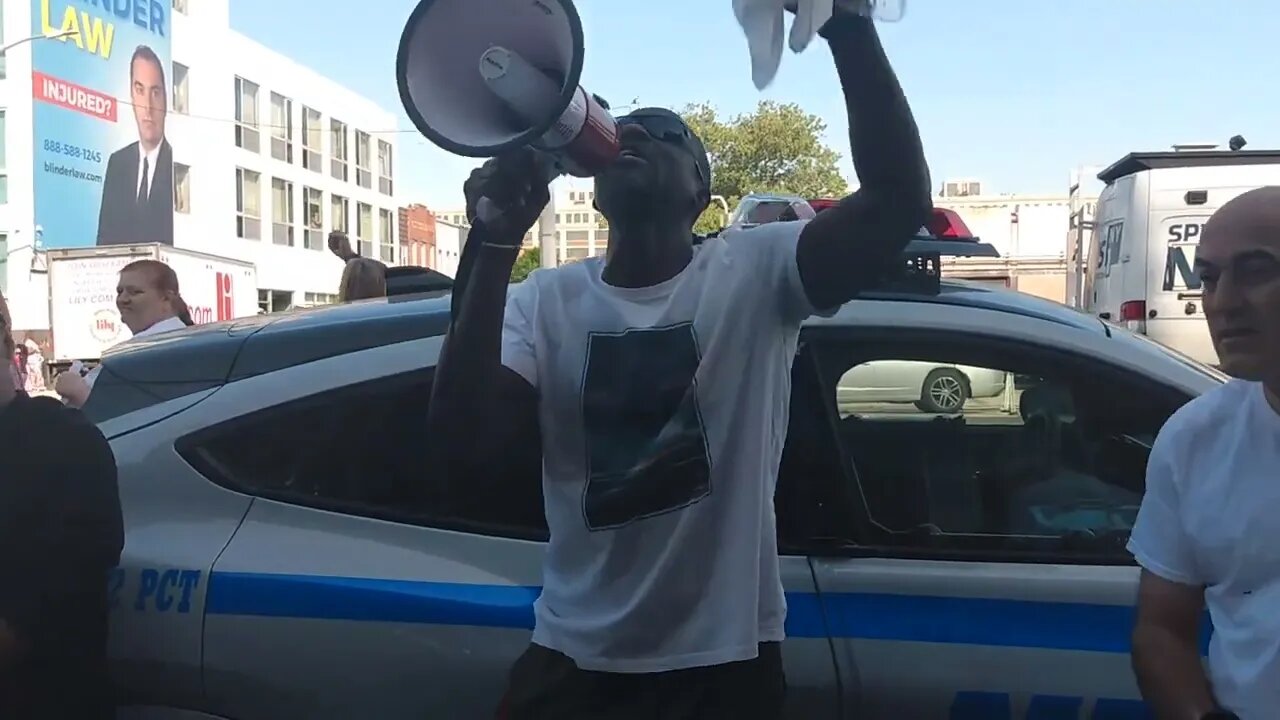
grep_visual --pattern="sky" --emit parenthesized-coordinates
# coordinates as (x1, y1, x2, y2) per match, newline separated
(230, 0, 1279, 210)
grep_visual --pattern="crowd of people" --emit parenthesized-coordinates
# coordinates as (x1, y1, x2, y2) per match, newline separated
(2, 5, 1277, 719)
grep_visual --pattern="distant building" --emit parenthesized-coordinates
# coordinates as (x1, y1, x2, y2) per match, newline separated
(399, 204, 436, 269)
(932, 179, 1098, 305)
(432, 177, 1102, 305)
(433, 221, 464, 279)
(435, 181, 608, 262)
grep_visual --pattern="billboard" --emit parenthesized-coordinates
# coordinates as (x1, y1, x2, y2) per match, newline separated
(31, 0, 174, 250)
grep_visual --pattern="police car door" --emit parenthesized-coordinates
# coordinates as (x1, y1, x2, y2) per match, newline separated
(181, 336, 835, 720)
(171, 336, 551, 720)
(799, 317, 1199, 720)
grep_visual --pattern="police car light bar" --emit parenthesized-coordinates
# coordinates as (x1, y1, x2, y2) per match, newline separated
(910, 208, 1000, 259)
(924, 207, 974, 239)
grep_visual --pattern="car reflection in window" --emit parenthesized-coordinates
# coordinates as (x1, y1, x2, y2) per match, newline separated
(834, 360, 1145, 553)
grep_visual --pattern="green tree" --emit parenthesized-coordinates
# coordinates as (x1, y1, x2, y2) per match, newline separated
(683, 101, 849, 235)
(510, 246, 541, 283)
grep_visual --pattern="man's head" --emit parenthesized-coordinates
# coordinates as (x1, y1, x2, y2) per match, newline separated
(130, 45, 167, 151)
(1198, 186, 1280, 383)
(593, 108, 711, 231)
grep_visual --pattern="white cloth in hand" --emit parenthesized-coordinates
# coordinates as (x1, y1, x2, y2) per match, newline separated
(733, 0, 834, 89)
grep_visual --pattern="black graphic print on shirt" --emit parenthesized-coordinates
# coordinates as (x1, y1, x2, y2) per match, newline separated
(579, 323, 712, 531)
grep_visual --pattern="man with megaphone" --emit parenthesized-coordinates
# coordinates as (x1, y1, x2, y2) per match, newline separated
(424, 5, 932, 718)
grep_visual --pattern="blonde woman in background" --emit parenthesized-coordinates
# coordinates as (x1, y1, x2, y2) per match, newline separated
(329, 231, 388, 302)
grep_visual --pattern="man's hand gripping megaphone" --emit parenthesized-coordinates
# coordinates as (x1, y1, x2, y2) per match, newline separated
(463, 149, 554, 249)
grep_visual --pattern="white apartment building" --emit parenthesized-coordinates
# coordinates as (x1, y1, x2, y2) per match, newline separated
(0, 0, 401, 328)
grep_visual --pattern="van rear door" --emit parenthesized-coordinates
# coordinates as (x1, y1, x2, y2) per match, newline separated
(1147, 213, 1216, 365)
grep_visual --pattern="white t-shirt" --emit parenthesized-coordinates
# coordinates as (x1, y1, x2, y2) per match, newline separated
(83, 315, 189, 390)
(502, 221, 829, 673)
(1127, 379, 1280, 717)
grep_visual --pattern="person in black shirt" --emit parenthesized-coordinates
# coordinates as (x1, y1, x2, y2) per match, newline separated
(0, 308, 124, 719)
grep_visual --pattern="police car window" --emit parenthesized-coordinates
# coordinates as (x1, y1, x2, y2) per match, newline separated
(816, 338, 1185, 563)
(177, 368, 547, 540)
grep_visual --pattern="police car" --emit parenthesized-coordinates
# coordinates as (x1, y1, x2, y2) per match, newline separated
(92, 216, 1223, 720)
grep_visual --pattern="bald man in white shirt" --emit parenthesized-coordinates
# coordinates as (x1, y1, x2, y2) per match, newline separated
(1128, 187, 1280, 720)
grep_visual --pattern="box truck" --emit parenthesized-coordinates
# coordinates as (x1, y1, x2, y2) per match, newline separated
(46, 244, 258, 366)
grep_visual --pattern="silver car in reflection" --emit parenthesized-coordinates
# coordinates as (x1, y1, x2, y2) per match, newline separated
(838, 361, 1009, 413)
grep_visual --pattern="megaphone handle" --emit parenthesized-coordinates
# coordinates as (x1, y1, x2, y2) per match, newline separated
(474, 151, 562, 227)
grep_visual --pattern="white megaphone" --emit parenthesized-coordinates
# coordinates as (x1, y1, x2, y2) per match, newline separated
(396, 0, 618, 226)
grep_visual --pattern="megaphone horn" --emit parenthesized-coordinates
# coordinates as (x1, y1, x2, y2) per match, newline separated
(396, 0, 619, 178)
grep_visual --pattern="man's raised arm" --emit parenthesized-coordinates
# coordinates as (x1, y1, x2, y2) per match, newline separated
(424, 152, 546, 481)
(796, 13, 933, 310)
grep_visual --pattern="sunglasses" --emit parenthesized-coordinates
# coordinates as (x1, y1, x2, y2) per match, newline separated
(616, 114, 707, 186)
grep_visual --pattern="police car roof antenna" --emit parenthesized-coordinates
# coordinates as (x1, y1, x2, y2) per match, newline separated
(1229, 135, 1247, 152)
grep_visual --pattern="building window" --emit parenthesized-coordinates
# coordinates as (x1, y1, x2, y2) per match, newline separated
(234, 77, 260, 153)
(0, 111, 7, 204)
(357, 202, 373, 257)
(330, 119, 348, 182)
(172, 0, 188, 14)
(355, 131, 372, 189)
(257, 289, 293, 314)
(269, 92, 293, 163)
(0, 10, 6, 79)
(174, 163, 191, 213)
(235, 167, 261, 240)
(379, 208, 394, 263)
(303, 291, 337, 306)
(172, 63, 189, 114)
(271, 177, 294, 246)
(331, 194, 349, 234)
(302, 106, 322, 173)
(377, 140, 393, 195)
(304, 187, 323, 251)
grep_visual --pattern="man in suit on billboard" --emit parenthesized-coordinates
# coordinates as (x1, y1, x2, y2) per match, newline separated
(97, 45, 174, 247)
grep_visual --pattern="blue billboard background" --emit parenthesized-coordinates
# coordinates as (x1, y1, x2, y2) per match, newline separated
(31, 0, 173, 249)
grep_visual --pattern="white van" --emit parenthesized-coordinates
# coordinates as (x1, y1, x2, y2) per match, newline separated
(1084, 147, 1280, 366)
